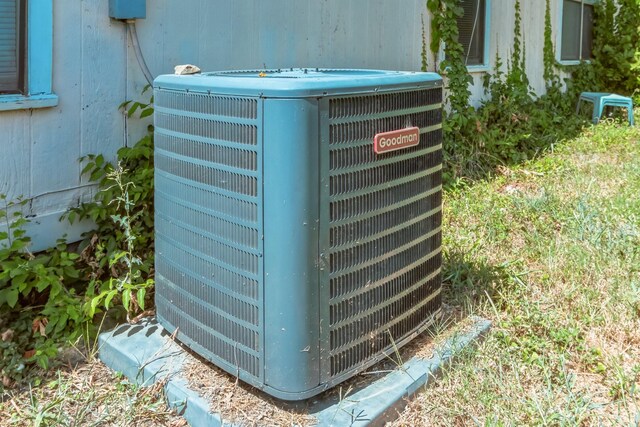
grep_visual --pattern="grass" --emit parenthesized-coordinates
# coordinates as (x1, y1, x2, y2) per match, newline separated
(394, 121, 640, 426)
(0, 355, 184, 426)
(1, 121, 639, 426)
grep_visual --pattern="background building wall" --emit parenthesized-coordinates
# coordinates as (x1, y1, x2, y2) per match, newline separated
(0, 0, 560, 250)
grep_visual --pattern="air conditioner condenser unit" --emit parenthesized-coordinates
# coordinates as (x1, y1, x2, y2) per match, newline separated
(153, 69, 444, 401)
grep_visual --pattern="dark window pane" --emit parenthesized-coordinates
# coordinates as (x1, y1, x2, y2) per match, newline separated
(449, 0, 486, 66)
(581, 4, 594, 59)
(561, 0, 581, 61)
(0, 0, 25, 94)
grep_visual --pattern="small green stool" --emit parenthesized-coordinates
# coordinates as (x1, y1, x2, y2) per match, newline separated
(577, 92, 635, 126)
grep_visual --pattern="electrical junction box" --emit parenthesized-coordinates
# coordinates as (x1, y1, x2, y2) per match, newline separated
(153, 69, 444, 400)
(109, 0, 146, 20)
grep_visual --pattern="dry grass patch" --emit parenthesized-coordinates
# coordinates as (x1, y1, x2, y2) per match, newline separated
(0, 359, 185, 426)
(175, 304, 467, 426)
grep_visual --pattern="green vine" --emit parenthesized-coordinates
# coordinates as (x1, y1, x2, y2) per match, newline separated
(593, 0, 640, 101)
(505, 0, 530, 101)
(421, 15, 429, 72)
(543, 0, 559, 88)
(511, 0, 522, 71)
(425, 0, 587, 185)
(427, 0, 472, 116)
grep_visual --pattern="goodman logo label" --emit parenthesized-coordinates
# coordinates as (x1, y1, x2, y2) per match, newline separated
(374, 127, 420, 154)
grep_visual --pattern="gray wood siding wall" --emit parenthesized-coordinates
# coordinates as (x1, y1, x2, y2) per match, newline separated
(0, 0, 561, 250)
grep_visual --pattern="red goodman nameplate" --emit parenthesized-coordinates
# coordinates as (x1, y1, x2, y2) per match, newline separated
(374, 127, 420, 154)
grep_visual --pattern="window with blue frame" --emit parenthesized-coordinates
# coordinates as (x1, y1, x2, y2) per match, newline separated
(445, 0, 490, 68)
(560, 0, 594, 61)
(0, 0, 57, 111)
(457, 0, 487, 66)
(0, 0, 26, 94)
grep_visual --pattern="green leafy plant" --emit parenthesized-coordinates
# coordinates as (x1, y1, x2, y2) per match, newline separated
(427, 0, 473, 116)
(421, 14, 429, 72)
(426, 0, 587, 185)
(593, 0, 640, 102)
(82, 164, 154, 321)
(0, 197, 86, 388)
(0, 93, 156, 389)
(68, 99, 155, 322)
(424, 0, 637, 187)
(543, 0, 560, 91)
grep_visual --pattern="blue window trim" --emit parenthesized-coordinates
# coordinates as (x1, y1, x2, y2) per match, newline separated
(557, 0, 596, 65)
(0, 0, 58, 112)
(438, 0, 492, 73)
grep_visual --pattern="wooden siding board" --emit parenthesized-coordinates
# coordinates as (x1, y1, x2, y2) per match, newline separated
(0, 109, 30, 199)
(193, 1, 233, 71)
(523, 1, 547, 95)
(130, 0, 428, 77)
(79, 0, 126, 173)
(125, 3, 157, 147)
(257, 2, 290, 68)
(162, 0, 201, 70)
(230, 1, 259, 69)
(487, 0, 554, 98)
(30, 0, 83, 198)
(27, 185, 93, 214)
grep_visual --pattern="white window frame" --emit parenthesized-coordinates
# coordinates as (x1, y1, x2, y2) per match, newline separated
(0, 0, 58, 112)
(557, 0, 596, 65)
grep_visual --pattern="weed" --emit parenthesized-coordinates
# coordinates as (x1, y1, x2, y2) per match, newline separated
(83, 164, 155, 322)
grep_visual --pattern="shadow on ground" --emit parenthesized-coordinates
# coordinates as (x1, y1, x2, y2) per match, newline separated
(441, 249, 510, 315)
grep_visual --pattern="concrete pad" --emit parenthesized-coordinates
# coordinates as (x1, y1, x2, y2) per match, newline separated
(98, 317, 491, 426)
